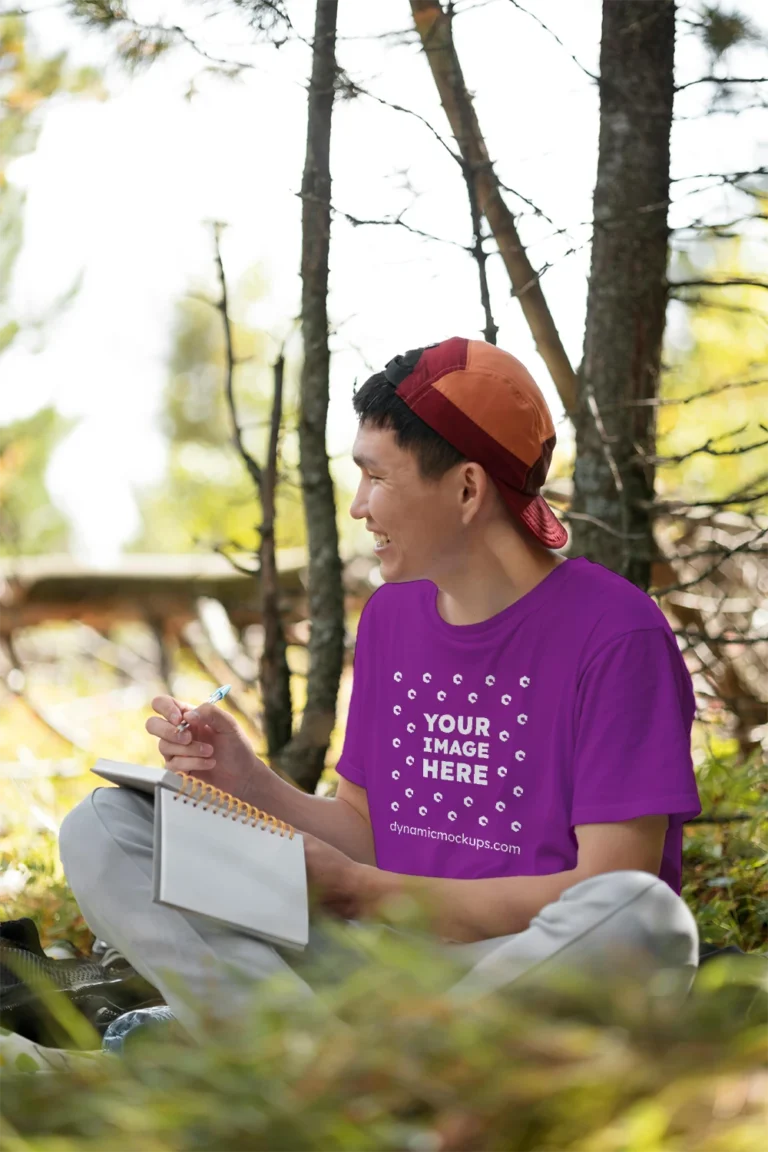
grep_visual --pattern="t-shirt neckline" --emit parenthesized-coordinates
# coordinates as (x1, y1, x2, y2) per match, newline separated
(425, 556, 585, 643)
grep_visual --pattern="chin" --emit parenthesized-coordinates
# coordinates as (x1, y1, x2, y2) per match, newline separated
(378, 557, 424, 585)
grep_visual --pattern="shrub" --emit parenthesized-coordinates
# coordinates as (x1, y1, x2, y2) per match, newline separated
(2, 934, 766, 1152)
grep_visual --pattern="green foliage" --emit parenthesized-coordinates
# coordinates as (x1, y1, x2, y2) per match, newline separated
(1, 936, 766, 1151)
(0, 830, 93, 955)
(1, 686, 765, 1149)
(67, 2, 174, 65)
(0, 408, 75, 555)
(66, 1, 204, 73)
(130, 281, 306, 556)
(660, 233, 768, 509)
(682, 749, 768, 951)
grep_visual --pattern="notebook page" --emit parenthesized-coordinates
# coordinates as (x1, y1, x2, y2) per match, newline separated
(153, 787, 308, 951)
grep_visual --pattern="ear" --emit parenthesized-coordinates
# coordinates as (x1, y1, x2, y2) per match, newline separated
(458, 462, 488, 523)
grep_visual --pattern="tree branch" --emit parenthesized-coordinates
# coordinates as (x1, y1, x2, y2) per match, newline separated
(651, 526, 768, 595)
(670, 165, 768, 184)
(648, 484, 768, 513)
(675, 75, 768, 92)
(410, 0, 578, 416)
(669, 277, 768, 293)
(672, 212, 768, 236)
(686, 813, 752, 825)
(464, 164, 498, 344)
(558, 510, 646, 541)
(210, 222, 263, 491)
(335, 203, 469, 250)
(345, 82, 459, 162)
(210, 545, 259, 577)
(449, 5, 497, 344)
(642, 426, 768, 466)
(504, 0, 599, 83)
(607, 373, 768, 408)
(496, 181, 571, 237)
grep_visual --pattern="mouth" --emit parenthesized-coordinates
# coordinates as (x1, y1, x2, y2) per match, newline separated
(371, 531, 391, 554)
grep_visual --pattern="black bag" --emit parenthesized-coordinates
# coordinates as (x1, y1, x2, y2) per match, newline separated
(1, 918, 164, 1048)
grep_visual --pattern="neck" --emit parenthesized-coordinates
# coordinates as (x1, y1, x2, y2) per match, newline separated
(434, 524, 564, 626)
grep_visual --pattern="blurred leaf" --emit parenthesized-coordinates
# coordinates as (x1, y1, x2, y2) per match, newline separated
(695, 5, 765, 61)
(0, 408, 76, 555)
(0, 10, 106, 497)
(0, 319, 19, 352)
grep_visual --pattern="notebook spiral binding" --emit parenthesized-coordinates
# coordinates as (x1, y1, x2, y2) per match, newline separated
(173, 771, 295, 838)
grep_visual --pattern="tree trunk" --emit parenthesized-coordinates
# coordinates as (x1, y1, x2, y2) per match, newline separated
(259, 352, 293, 758)
(570, 1, 676, 589)
(277, 0, 345, 793)
(409, 0, 577, 415)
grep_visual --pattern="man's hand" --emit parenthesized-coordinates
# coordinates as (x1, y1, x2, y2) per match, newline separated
(147, 702, 379, 864)
(303, 832, 367, 920)
(328, 815, 673, 943)
(146, 695, 263, 803)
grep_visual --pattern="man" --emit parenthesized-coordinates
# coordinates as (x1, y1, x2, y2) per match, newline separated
(60, 338, 701, 1026)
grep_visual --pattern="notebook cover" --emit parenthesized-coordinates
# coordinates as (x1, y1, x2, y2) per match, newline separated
(153, 786, 308, 951)
(91, 758, 183, 797)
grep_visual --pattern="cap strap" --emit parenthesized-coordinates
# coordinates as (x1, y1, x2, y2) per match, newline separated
(384, 343, 445, 387)
(383, 348, 422, 387)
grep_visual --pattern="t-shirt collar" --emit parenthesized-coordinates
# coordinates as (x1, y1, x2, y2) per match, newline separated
(424, 557, 585, 643)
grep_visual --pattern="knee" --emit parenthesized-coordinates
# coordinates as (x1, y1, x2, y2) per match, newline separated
(568, 868, 666, 906)
(59, 787, 151, 890)
(60, 790, 99, 870)
(567, 870, 699, 968)
(59, 789, 111, 886)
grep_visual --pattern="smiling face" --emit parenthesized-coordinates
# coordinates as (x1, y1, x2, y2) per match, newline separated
(350, 423, 483, 584)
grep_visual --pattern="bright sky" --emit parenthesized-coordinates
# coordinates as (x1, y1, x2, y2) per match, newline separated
(4, 0, 767, 563)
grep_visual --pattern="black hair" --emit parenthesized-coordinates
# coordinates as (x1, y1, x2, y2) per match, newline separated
(352, 350, 467, 481)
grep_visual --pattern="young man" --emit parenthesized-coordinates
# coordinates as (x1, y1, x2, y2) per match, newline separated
(60, 338, 701, 1026)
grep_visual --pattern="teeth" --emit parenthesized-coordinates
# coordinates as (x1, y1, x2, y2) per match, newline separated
(374, 533, 390, 547)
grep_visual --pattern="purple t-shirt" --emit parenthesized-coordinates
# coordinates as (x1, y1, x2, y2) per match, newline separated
(336, 558, 700, 893)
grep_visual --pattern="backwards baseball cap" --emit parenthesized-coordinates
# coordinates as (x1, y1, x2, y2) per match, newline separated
(383, 336, 567, 550)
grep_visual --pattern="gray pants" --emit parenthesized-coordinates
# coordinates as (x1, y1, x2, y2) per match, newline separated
(59, 788, 699, 1031)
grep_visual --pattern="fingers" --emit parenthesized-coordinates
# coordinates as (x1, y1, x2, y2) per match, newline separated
(165, 756, 216, 775)
(146, 716, 190, 743)
(151, 695, 194, 727)
(146, 717, 217, 753)
(158, 737, 214, 762)
(182, 702, 239, 734)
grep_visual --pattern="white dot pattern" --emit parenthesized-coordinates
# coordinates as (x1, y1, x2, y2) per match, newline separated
(385, 666, 531, 851)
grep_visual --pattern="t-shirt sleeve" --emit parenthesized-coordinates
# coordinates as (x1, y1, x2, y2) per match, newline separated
(334, 597, 375, 788)
(571, 627, 701, 827)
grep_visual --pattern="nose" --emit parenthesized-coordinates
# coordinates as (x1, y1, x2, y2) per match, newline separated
(349, 477, 367, 521)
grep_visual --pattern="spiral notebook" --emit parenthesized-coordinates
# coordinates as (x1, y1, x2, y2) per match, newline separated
(91, 759, 308, 951)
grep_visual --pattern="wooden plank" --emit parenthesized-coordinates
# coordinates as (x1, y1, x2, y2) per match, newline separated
(0, 552, 375, 634)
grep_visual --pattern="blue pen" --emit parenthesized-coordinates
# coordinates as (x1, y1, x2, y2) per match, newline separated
(175, 684, 231, 734)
